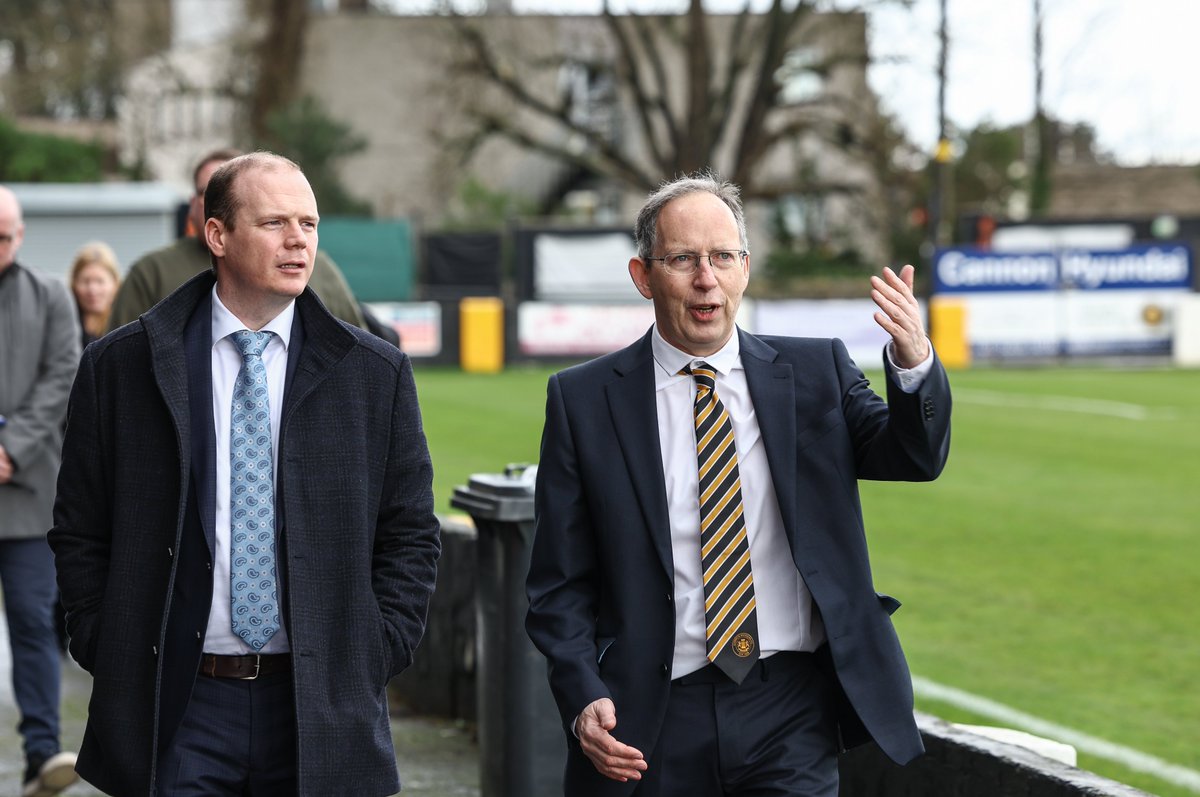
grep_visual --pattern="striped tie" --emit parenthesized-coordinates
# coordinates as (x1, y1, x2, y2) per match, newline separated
(687, 362, 759, 683)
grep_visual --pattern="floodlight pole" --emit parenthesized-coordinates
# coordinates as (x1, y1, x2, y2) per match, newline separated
(928, 0, 951, 255)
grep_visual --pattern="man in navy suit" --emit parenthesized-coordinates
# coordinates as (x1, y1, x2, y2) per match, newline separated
(51, 152, 440, 795)
(526, 173, 951, 796)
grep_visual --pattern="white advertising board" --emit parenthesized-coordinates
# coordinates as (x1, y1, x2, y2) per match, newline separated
(363, 301, 442, 357)
(754, 299, 897, 371)
(533, 233, 641, 302)
(518, 303, 656, 356)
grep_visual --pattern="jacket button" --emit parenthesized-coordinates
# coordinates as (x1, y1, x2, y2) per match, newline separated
(666, 593, 673, 603)
(661, 664, 669, 676)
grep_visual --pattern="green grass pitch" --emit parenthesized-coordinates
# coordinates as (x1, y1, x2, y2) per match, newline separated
(413, 362, 1199, 797)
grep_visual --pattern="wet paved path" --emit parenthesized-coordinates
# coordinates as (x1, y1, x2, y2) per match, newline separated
(0, 615, 480, 797)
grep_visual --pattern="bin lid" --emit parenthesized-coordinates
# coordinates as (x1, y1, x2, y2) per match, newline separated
(449, 467, 537, 522)
(465, 472, 534, 497)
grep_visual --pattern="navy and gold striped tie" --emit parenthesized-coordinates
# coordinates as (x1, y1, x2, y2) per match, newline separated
(687, 362, 759, 683)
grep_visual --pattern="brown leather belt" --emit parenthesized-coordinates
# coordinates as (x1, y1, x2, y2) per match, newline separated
(199, 653, 291, 680)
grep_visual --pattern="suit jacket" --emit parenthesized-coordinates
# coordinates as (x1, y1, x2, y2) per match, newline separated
(49, 271, 440, 796)
(526, 328, 951, 796)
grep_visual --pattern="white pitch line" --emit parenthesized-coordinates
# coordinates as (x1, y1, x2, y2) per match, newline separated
(913, 675, 1200, 792)
(954, 388, 1180, 421)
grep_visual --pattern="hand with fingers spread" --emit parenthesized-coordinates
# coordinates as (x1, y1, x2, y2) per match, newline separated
(576, 698, 647, 782)
(870, 264, 930, 368)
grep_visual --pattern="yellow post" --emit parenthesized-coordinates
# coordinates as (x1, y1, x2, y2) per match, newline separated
(460, 297, 505, 373)
(929, 297, 971, 369)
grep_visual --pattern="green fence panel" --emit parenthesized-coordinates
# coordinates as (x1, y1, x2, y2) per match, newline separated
(318, 217, 415, 301)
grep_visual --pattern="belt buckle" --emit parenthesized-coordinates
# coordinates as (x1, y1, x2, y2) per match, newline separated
(238, 654, 261, 680)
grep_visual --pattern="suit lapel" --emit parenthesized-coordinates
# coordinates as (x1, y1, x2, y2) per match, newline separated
(739, 331, 799, 544)
(606, 333, 674, 580)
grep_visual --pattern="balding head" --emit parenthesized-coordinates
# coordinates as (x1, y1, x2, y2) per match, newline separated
(0, 186, 24, 272)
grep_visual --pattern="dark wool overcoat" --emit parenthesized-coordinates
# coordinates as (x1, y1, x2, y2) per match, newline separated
(49, 271, 440, 796)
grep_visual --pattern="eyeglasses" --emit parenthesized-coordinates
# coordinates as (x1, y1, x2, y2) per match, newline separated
(645, 250, 745, 276)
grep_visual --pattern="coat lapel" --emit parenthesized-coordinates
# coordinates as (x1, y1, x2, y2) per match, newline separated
(739, 330, 798, 543)
(280, 290, 357, 431)
(183, 293, 216, 553)
(143, 273, 218, 546)
(605, 332, 673, 580)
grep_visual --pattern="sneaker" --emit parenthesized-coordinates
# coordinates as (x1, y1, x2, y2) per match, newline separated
(22, 751, 79, 797)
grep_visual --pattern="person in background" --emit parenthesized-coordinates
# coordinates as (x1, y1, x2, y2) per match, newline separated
(0, 185, 81, 797)
(68, 241, 121, 349)
(107, 147, 366, 331)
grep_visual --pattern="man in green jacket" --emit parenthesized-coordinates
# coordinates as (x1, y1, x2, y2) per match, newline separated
(108, 148, 366, 331)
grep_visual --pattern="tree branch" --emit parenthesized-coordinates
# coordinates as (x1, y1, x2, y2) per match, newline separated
(628, 9, 682, 171)
(730, 0, 813, 186)
(469, 108, 660, 192)
(602, 1, 670, 174)
(709, 1, 755, 155)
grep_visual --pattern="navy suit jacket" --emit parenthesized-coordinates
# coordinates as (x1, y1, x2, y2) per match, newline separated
(526, 328, 951, 796)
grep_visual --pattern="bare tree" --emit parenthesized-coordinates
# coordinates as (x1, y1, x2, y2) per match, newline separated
(447, 0, 881, 200)
(246, 0, 311, 141)
(0, 0, 168, 120)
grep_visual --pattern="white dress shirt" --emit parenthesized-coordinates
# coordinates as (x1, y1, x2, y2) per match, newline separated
(650, 326, 931, 678)
(204, 288, 293, 655)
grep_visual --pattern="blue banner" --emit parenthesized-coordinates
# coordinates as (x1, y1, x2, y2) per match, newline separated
(934, 244, 1192, 293)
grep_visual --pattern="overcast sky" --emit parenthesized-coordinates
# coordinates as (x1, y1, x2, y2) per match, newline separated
(385, 0, 1200, 165)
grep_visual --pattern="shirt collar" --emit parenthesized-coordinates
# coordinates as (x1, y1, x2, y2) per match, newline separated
(650, 324, 741, 381)
(211, 286, 295, 350)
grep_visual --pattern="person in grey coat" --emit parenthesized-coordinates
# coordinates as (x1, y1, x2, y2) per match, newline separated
(49, 154, 441, 795)
(0, 185, 81, 797)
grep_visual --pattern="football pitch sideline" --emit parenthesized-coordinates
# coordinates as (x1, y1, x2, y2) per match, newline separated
(416, 363, 1199, 797)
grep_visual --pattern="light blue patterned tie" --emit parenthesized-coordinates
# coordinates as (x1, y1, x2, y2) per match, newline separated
(229, 330, 281, 651)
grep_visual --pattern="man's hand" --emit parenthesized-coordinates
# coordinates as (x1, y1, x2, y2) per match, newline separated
(0, 444, 13, 484)
(577, 698, 647, 782)
(871, 264, 930, 369)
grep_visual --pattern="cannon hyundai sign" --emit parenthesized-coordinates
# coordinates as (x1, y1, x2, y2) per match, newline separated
(935, 246, 1191, 293)
(931, 245, 1193, 360)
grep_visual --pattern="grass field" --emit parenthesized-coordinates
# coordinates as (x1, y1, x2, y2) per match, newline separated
(411, 362, 1199, 796)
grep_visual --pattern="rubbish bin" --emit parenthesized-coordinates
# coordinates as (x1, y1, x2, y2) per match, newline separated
(451, 465, 564, 797)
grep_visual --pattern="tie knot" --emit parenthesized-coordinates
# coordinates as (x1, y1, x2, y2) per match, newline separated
(232, 330, 272, 359)
(685, 361, 717, 391)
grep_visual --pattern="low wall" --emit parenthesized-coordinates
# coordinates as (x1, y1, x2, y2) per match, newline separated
(393, 519, 1153, 797)
(840, 713, 1153, 796)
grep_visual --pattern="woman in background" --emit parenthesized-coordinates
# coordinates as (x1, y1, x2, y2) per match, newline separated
(68, 242, 120, 349)
(57, 242, 120, 652)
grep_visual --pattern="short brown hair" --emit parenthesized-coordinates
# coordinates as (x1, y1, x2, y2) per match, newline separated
(192, 147, 244, 188)
(204, 151, 304, 231)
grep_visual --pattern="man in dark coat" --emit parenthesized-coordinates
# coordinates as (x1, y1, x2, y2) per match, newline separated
(50, 152, 440, 796)
(526, 174, 951, 796)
